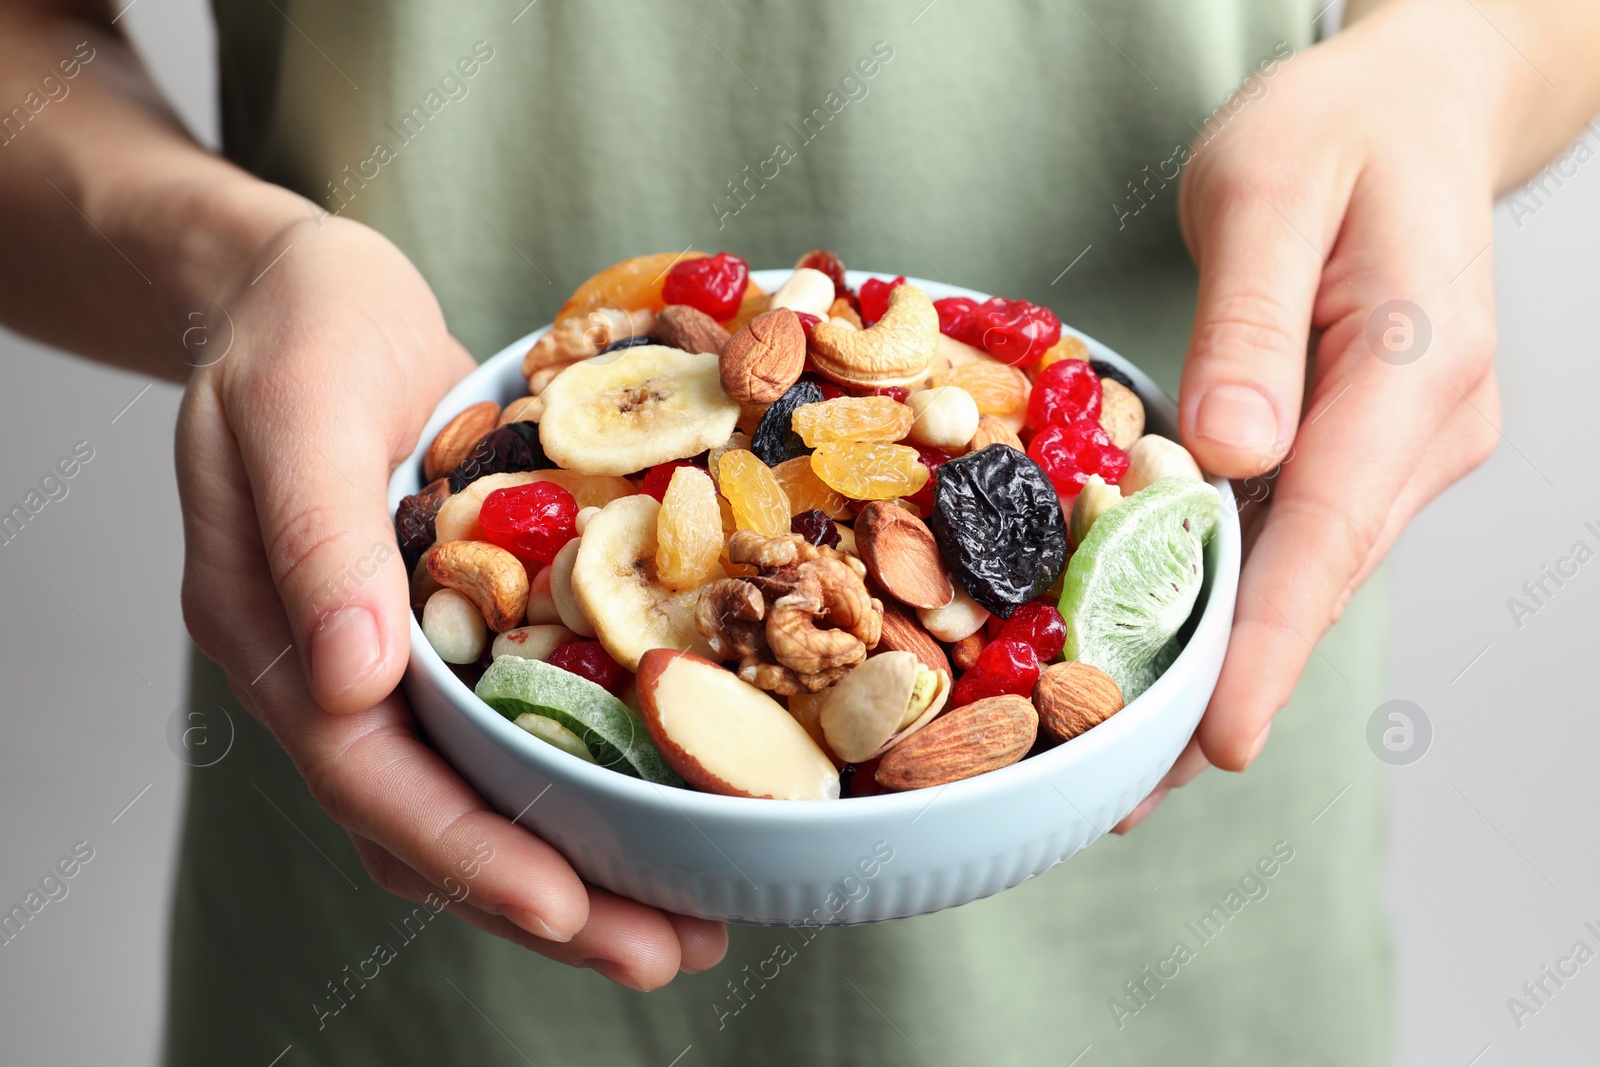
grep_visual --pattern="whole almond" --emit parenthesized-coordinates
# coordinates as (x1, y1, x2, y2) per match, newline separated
(855, 501, 954, 610)
(1097, 377, 1146, 451)
(875, 694, 1037, 791)
(720, 307, 805, 402)
(875, 602, 951, 675)
(967, 414, 1024, 453)
(424, 401, 500, 482)
(1034, 661, 1124, 743)
(949, 631, 986, 672)
(655, 304, 732, 356)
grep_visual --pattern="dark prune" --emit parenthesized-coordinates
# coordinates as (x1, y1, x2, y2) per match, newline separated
(750, 380, 822, 467)
(790, 508, 840, 548)
(930, 444, 1067, 619)
(447, 421, 553, 493)
(395, 477, 450, 574)
(598, 335, 657, 355)
(1089, 358, 1136, 393)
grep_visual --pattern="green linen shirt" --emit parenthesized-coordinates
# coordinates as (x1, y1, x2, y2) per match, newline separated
(165, 2, 1391, 1063)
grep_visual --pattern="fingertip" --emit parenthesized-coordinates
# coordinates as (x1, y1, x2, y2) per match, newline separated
(670, 913, 729, 974)
(1113, 787, 1169, 834)
(308, 602, 408, 713)
(1184, 383, 1289, 478)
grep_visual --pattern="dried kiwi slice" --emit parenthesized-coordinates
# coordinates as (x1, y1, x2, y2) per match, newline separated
(1058, 477, 1220, 700)
(477, 656, 684, 785)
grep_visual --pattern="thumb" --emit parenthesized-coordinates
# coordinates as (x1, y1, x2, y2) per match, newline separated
(1178, 173, 1333, 478)
(234, 369, 416, 714)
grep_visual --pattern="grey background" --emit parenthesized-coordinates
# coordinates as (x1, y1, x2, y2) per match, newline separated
(0, 2, 1596, 1064)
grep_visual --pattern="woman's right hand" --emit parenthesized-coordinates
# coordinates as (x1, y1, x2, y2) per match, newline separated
(176, 208, 727, 989)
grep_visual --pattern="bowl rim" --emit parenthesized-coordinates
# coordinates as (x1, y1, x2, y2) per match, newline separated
(389, 269, 1241, 826)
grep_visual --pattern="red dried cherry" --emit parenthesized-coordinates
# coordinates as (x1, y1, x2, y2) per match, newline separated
(640, 460, 696, 502)
(479, 482, 579, 564)
(1027, 358, 1103, 430)
(858, 276, 905, 326)
(796, 250, 852, 303)
(1027, 419, 1130, 496)
(905, 444, 950, 513)
(950, 638, 1040, 706)
(867, 385, 911, 403)
(662, 252, 749, 321)
(973, 298, 1061, 366)
(794, 311, 822, 337)
(548, 640, 627, 694)
(933, 296, 981, 346)
(996, 602, 1067, 662)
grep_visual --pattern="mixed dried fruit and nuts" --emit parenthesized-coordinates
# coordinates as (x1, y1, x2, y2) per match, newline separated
(396, 250, 1221, 801)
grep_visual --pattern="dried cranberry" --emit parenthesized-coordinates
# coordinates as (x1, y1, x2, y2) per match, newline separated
(790, 508, 841, 548)
(867, 385, 911, 403)
(972, 298, 1061, 366)
(479, 482, 579, 564)
(548, 640, 627, 695)
(1027, 359, 1103, 431)
(796, 249, 852, 303)
(905, 444, 950, 513)
(1027, 419, 1130, 496)
(995, 602, 1066, 662)
(845, 757, 889, 798)
(975, 639, 1041, 693)
(950, 639, 1039, 706)
(857, 276, 905, 326)
(662, 252, 749, 321)
(639, 460, 696, 502)
(794, 311, 822, 337)
(933, 296, 981, 346)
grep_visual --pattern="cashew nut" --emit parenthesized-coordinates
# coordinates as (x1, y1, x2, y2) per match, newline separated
(426, 540, 529, 633)
(808, 283, 939, 389)
(422, 588, 488, 663)
(521, 307, 654, 379)
(1069, 474, 1123, 548)
(547, 538, 595, 637)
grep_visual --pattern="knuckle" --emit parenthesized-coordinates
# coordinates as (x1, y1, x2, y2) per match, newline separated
(266, 499, 357, 617)
(1193, 290, 1304, 364)
(1276, 493, 1382, 580)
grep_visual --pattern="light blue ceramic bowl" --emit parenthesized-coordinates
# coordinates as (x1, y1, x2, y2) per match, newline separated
(387, 271, 1240, 925)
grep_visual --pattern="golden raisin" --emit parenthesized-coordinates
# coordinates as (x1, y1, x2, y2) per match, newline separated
(655, 467, 724, 590)
(717, 449, 792, 537)
(810, 442, 930, 501)
(772, 456, 851, 519)
(791, 396, 915, 446)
